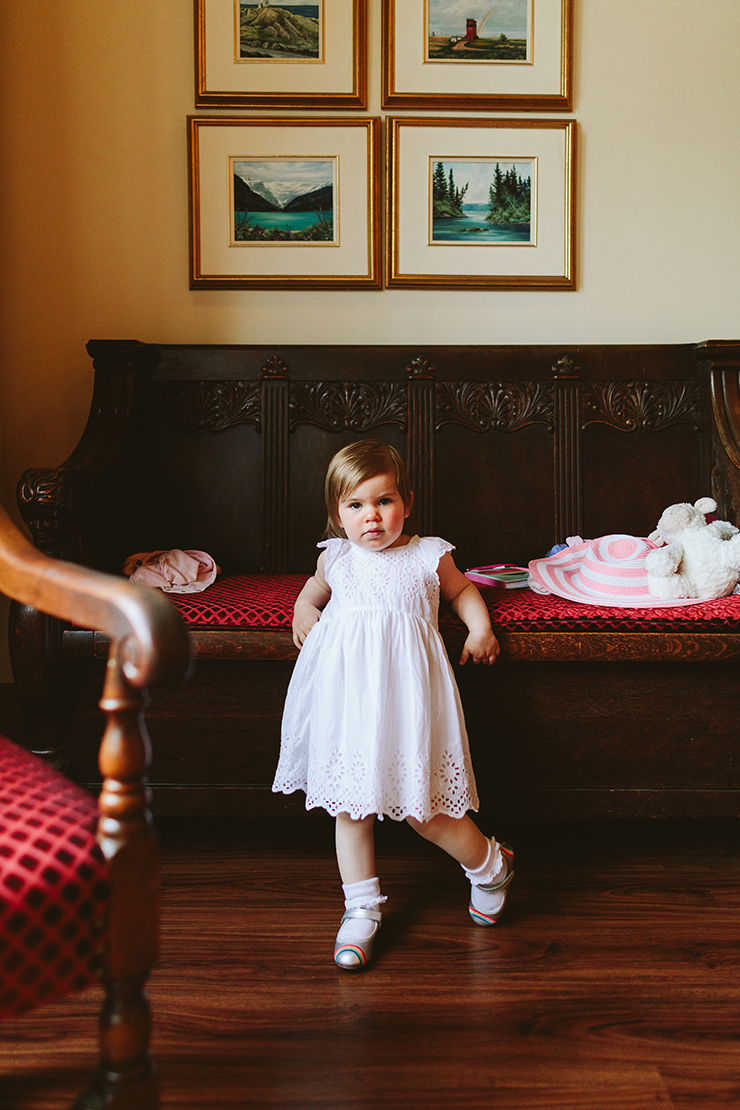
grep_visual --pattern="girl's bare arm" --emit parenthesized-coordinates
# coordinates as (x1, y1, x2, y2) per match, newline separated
(437, 552, 500, 666)
(292, 552, 331, 648)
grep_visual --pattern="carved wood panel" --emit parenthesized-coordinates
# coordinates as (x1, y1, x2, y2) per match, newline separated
(435, 381, 555, 433)
(288, 382, 408, 431)
(154, 381, 261, 432)
(582, 381, 702, 432)
(153, 379, 703, 437)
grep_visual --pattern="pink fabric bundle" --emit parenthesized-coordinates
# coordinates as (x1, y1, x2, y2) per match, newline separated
(123, 550, 219, 594)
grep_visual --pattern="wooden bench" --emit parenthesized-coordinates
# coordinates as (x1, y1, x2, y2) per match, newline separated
(12, 339, 740, 822)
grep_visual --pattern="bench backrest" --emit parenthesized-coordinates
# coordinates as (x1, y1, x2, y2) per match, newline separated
(17, 340, 740, 577)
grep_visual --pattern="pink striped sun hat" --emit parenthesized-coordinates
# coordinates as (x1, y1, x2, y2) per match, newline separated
(528, 534, 704, 608)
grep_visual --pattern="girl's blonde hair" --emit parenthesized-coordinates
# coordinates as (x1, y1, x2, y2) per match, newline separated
(324, 440, 413, 539)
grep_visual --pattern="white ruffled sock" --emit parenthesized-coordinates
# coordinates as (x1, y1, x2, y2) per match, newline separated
(337, 877, 386, 945)
(463, 838, 506, 915)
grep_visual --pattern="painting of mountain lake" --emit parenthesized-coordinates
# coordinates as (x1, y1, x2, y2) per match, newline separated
(426, 0, 530, 62)
(237, 2, 322, 61)
(231, 158, 336, 245)
(430, 159, 534, 244)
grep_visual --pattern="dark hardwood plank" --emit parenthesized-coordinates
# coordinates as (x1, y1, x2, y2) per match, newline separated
(1, 819, 738, 1109)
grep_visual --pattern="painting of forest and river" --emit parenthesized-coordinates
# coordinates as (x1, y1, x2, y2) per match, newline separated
(232, 158, 335, 244)
(430, 159, 533, 245)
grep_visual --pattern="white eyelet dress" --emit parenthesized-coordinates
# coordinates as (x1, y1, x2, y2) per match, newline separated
(272, 536, 479, 822)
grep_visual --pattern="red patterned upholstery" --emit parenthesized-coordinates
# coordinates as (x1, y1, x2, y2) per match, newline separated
(442, 586, 740, 634)
(0, 735, 108, 1020)
(167, 574, 309, 627)
(166, 574, 740, 634)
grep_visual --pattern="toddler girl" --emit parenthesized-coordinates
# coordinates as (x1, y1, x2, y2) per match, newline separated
(272, 440, 513, 970)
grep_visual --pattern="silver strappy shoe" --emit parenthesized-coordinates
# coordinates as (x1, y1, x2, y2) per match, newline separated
(469, 843, 515, 926)
(333, 907, 382, 969)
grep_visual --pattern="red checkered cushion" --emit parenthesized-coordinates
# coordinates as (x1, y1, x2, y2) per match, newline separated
(0, 736, 108, 1020)
(166, 573, 740, 634)
(441, 585, 740, 634)
(167, 574, 309, 627)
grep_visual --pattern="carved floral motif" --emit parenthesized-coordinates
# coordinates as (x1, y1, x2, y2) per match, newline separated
(435, 381, 555, 432)
(289, 382, 408, 431)
(406, 358, 436, 379)
(552, 355, 581, 378)
(262, 356, 290, 378)
(17, 467, 80, 559)
(582, 381, 703, 432)
(155, 381, 261, 432)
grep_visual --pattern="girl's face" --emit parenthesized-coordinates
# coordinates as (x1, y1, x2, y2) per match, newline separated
(337, 471, 412, 551)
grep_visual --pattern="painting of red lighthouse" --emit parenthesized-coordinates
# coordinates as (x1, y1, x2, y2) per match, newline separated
(426, 0, 530, 62)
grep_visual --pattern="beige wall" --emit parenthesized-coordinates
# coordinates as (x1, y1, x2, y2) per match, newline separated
(0, 1, 738, 679)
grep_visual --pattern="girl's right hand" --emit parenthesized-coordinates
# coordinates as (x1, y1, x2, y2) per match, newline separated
(292, 603, 322, 649)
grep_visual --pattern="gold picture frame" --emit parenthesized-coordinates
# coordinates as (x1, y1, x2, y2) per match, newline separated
(188, 116, 382, 290)
(195, 0, 368, 109)
(386, 116, 576, 290)
(383, 0, 573, 111)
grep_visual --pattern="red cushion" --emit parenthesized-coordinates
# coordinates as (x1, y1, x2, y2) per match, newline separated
(0, 736, 108, 1020)
(442, 586, 740, 634)
(166, 574, 740, 634)
(167, 574, 309, 627)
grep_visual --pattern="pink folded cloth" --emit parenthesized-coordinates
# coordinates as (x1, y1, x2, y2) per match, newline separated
(123, 550, 220, 594)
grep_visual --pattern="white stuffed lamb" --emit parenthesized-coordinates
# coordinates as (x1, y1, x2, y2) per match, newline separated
(645, 497, 740, 600)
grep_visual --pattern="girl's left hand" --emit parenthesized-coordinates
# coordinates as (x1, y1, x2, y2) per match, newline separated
(459, 629, 500, 666)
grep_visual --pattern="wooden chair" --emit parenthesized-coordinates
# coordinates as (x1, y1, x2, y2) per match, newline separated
(0, 501, 191, 1108)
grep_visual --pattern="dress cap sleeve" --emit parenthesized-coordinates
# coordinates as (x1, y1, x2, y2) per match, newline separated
(417, 536, 455, 572)
(316, 537, 348, 575)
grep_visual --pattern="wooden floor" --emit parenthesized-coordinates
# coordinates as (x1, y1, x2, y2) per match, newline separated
(1, 814, 739, 1110)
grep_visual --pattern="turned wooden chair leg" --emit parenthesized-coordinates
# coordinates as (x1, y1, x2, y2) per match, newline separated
(72, 641, 160, 1110)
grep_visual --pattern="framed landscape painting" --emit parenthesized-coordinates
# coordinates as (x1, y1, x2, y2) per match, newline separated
(188, 117, 382, 289)
(383, 0, 572, 111)
(426, 0, 532, 63)
(231, 157, 337, 245)
(195, 0, 367, 109)
(237, 1, 323, 61)
(430, 159, 537, 246)
(386, 117, 576, 290)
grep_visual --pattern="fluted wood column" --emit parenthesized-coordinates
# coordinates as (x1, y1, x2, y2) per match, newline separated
(406, 359, 436, 537)
(261, 359, 290, 573)
(553, 355, 582, 543)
